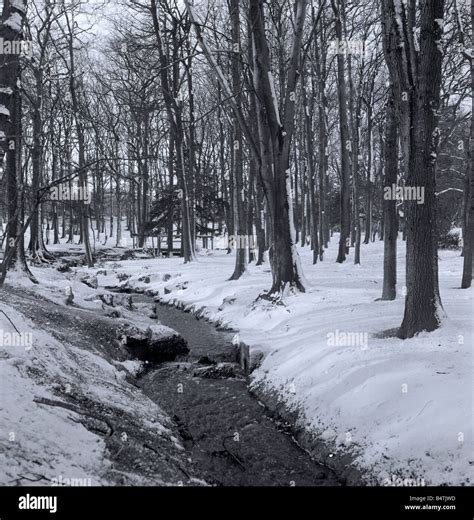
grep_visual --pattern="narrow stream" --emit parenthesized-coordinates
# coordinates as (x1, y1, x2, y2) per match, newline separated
(127, 292, 341, 486)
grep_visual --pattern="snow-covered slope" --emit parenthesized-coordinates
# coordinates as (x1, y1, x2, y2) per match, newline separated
(0, 300, 182, 485)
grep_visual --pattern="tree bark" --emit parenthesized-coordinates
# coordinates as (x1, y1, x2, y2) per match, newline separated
(0, 0, 36, 283)
(249, 0, 307, 294)
(332, 0, 351, 264)
(381, 87, 398, 301)
(229, 0, 247, 280)
(381, 0, 445, 338)
(461, 2, 473, 288)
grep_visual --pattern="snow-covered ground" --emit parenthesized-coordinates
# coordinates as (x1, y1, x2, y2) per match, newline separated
(71, 235, 473, 486)
(0, 291, 184, 486)
(2, 226, 472, 486)
(0, 304, 108, 485)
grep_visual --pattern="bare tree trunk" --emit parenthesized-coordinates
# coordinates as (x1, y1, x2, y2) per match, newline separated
(229, 0, 247, 280)
(348, 50, 362, 266)
(332, 0, 351, 264)
(247, 154, 257, 264)
(461, 2, 473, 288)
(381, 87, 398, 301)
(138, 116, 150, 248)
(314, 28, 328, 257)
(167, 134, 174, 255)
(0, 0, 36, 284)
(185, 46, 196, 256)
(51, 125, 60, 244)
(28, 83, 43, 256)
(381, 0, 445, 338)
(255, 178, 266, 265)
(302, 74, 319, 264)
(65, 10, 94, 267)
(249, 0, 307, 294)
(364, 103, 374, 245)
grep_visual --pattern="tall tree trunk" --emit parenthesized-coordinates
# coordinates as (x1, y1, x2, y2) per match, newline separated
(28, 80, 43, 256)
(167, 133, 174, 255)
(302, 74, 319, 264)
(0, 0, 36, 284)
(229, 0, 247, 280)
(364, 103, 374, 245)
(249, 0, 307, 294)
(66, 12, 94, 267)
(247, 154, 257, 263)
(332, 0, 351, 264)
(381, 88, 398, 301)
(386, 0, 445, 338)
(314, 30, 328, 258)
(185, 49, 196, 255)
(51, 125, 60, 244)
(461, 2, 473, 288)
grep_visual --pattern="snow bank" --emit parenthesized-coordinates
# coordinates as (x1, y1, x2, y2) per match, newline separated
(0, 300, 177, 485)
(96, 237, 472, 485)
(0, 304, 107, 485)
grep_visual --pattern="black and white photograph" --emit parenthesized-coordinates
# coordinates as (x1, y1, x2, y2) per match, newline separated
(0, 0, 472, 515)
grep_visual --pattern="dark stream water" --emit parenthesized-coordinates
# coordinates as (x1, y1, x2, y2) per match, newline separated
(127, 292, 341, 486)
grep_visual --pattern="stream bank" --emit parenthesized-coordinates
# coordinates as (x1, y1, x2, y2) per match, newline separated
(119, 290, 342, 486)
(113, 283, 366, 486)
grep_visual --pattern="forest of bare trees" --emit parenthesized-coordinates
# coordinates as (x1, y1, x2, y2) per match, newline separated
(0, 0, 472, 341)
